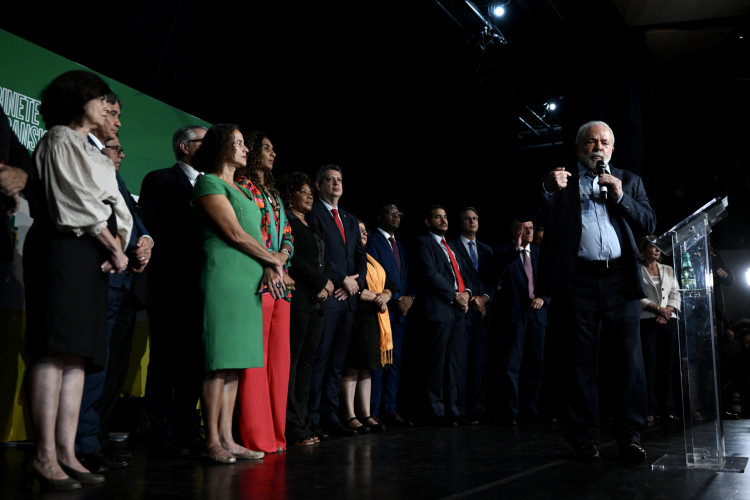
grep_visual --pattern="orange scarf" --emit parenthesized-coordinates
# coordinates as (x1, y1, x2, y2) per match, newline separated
(366, 254, 393, 366)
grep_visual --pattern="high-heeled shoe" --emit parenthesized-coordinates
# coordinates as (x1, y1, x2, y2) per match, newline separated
(26, 460, 81, 491)
(59, 461, 106, 484)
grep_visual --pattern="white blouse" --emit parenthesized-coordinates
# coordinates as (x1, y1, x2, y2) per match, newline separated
(34, 125, 132, 249)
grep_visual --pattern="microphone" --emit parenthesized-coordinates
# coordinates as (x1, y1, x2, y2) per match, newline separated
(596, 160, 608, 200)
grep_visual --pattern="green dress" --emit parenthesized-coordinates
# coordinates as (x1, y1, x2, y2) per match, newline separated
(193, 174, 264, 371)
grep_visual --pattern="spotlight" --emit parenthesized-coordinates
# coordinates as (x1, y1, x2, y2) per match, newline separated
(545, 102, 557, 111)
(488, 1, 509, 18)
(745, 268, 750, 286)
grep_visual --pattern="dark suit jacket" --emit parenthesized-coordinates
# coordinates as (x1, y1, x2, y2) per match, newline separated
(413, 232, 473, 323)
(0, 104, 32, 261)
(527, 165, 656, 300)
(306, 199, 367, 311)
(449, 237, 495, 301)
(494, 242, 548, 326)
(287, 211, 329, 314)
(139, 164, 202, 300)
(366, 229, 413, 325)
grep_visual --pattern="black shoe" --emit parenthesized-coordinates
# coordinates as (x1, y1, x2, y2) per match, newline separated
(453, 415, 479, 426)
(382, 412, 413, 427)
(431, 415, 457, 427)
(573, 443, 601, 462)
(618, 442, 647, 462)
(344, 417, 370, 433)
(78, 451, 128, 473)
(323, 421, 358, 437)
(360, 415, 385, 432)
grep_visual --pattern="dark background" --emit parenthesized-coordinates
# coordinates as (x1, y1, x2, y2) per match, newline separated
(2, 0, 749, 249)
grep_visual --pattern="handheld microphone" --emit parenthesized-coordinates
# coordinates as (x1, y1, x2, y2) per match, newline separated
(596, 160, 608, 200)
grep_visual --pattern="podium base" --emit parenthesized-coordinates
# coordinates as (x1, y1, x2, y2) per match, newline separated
(651, 454, 748, 473)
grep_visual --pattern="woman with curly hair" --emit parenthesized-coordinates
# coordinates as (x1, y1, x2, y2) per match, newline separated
(235, 130, 295, 453)
(192, 124, 287, 463)
(278, 172, 334, 446)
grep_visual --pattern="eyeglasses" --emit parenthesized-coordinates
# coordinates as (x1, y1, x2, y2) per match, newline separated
(387, 210, 403, 217)
(105, 145, 124, 155)
(185, 139, 203, 144)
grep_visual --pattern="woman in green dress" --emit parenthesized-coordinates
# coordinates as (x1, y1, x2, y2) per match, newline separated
(191, 124, 287, 464)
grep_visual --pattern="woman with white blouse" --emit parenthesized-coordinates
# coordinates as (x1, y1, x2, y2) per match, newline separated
(639, 237, 681, 425)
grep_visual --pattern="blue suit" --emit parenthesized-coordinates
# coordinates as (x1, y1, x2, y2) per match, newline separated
(367, 229, 413, 415)
(77, 143, 152, 455)
(307, 199, 367, 426)
(449, 237, 495, 417)
(494, 242, 548, 419)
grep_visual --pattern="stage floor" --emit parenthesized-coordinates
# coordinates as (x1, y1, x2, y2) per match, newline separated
(3, 417, 750, 499)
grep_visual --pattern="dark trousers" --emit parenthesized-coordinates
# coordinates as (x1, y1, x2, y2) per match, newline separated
(144, 300, 203, 445)
(76, 285, 124, 455)
(286, 307, 325, 442)
(308, 298, 354, 426)
(460, 312, 489, 416)
(502, 310, 546, 418)
(97, 286, 140, 441)
(640, 317, 679, 417)
(425, 309, 466, 418)
(562, 264, 647, 447)
(370, 320, 406, 415)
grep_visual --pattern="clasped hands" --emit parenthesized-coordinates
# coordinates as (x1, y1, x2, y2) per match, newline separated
(333, 274, 360, 301)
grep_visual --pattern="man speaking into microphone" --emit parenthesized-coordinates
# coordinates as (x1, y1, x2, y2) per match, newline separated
(522, 120, 656, 462)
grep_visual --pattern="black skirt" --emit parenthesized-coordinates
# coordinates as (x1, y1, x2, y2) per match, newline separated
(24, 218, 110, 371)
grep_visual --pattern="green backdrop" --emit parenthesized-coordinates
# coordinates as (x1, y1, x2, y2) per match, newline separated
(0, 28, 211, 194)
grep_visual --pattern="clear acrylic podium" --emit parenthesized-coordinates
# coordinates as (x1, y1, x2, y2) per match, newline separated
(649, 197, 747, 472)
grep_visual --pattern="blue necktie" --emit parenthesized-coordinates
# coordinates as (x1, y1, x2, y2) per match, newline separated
(468, 241, 478, 271)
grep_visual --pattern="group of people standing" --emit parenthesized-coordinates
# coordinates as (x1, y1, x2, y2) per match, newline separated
(12, 68, 736, 492)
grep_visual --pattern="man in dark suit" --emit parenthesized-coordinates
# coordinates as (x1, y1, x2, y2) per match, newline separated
(0, 103, 31, 263)
(139, 125, 207, 454)
(367, 203, 414, 427)
(449, 207, 495, 422)
(526, 120, 656, 462)
(77, 94, 152, 472)
(494, 220, 548, 425)
(413, 205, 473, 426)
(306, 164, 367, 436)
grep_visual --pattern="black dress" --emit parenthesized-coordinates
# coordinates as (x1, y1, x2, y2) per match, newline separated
(345, 258, 398, 371)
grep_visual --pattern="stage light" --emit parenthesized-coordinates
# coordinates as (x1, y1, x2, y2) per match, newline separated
(545, 102, 557, 111)
(745, 268, 750, 286)
(488, 1, 509, 18)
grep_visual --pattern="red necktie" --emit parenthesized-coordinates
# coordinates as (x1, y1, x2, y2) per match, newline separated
(331, 208, 346, 243)
(389, 236, 401, 271)
(441, 238, 465, 293)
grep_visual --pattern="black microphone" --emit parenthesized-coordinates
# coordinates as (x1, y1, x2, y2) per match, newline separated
(596, 160, 608, 200)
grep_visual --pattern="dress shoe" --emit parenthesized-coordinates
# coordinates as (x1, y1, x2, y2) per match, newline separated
(432, 415, 458, 427)
(232, 449, 265, 460)
(382, 412, 413, 427)
(26, 460, 81, 491)
(201, 446, 236, 464)
(311, 425, 329, 441)
(323, 421, 359, 437)
(344, 417, 370, 433)
(360, 415, 385, 432)
(58, 461, 105, 484)
(618, 442, 647, 462)
(78, 451, 128, 473)
(573, 443, 601, 462)
(453, 415, 479, 426)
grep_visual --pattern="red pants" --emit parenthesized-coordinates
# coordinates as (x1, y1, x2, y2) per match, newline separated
(238, 294, 291, 452)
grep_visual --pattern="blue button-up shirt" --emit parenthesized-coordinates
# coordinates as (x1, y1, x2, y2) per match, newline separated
(577, 163, 622, 261)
